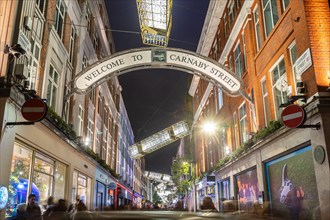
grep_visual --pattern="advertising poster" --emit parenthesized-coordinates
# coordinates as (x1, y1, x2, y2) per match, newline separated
(235, 169, 259, 212)
(265, 146, 320, 220)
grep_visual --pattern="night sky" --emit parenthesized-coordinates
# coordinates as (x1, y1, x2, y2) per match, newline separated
(105, 0, 209, 174)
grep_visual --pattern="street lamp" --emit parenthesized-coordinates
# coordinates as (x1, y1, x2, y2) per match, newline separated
(201, 121, 217, 134)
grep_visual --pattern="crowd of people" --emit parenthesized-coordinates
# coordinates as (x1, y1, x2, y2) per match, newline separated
(12, 194, 92, 220)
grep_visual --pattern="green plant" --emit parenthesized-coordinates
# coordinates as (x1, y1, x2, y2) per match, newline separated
(46, 107, 77, 140)
(85, 147, 120, 179)
(253, 120, 283, 142)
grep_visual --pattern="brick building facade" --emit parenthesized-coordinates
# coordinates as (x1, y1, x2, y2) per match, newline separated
(189, 0, 329, 219)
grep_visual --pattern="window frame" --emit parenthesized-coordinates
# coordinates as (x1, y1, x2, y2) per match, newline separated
(234, 42, 243, 78)
(47, 64, 59, 109)
(260, 77, 270, 127)
(253, 6, 262, 51)
(270, 56, 288, 120)
(262, 0, 279, 37)
(54, 0, 65, 39)
(238, 102, 248, 144)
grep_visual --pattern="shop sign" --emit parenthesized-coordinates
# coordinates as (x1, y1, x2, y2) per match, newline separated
(18, 30, 31, 52)
(295, 48, 312, 76)
(108, 182, 116, 190)
(74, 48, 242, 96)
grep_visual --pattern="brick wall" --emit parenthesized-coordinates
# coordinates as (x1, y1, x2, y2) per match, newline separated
(304, 0, 330, 91)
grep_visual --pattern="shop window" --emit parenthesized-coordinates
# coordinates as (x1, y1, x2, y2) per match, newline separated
(262, 0, 279, 37)
(271, 58, 288, 119)
(7, 143, 67, 218)
(261, 78, 271, 126)
(72, 171, 92, 209)
(253, 6, 262, 51)
(7, 145, 33, 218)
(236, 169, 259, 213)
(47, 65, 59, 110)
(54, 0, 65, 39)
(33, 153, 54, 205)
(265, 146, 320, 219)
(54, 162, 66, 199)
(218, 179, 230, 211)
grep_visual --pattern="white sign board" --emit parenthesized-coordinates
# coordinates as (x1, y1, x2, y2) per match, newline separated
(18, 30, 31, 52)
(74, 48, 242, 96)
(295, 48, 312, 76)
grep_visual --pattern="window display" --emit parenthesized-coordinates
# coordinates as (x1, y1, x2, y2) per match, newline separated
(6, 142, 67, 218)
(235, 169, 259, 213)
(265, 146, 320, 220)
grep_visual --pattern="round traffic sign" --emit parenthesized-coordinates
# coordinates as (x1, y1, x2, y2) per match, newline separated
(281, 104, 306, 128)
(21, 98, 48, 122)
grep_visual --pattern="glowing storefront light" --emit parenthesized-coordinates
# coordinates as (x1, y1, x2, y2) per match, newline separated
(136, 0, 172, 47)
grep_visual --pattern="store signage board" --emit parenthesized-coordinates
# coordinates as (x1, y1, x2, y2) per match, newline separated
(108, 182, 116, 190)
(281, 104, 306, 128)
(74, 48, 242, 96)
(21, 98, 48, 122)
(295, 48, 312, 76)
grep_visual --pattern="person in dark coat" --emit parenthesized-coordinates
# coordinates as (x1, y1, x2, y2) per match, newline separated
(44, 199, 70, 220)
(25, 193, 42, 220)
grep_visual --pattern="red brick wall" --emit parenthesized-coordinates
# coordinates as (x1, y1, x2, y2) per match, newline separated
(303, 0, 330, 91)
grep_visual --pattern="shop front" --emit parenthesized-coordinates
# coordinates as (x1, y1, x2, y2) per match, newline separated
(134, 191, 143, 208)
(196, 177, 217, 211)
(94, 168, 116, 210)
(265, 145, 321, 220)
(235, 168, 259, 213)
(116, 183, 133, 208)
(71, 170, 92, 209)
(6, 141, 67, 218)
(217, 178, 231, 211)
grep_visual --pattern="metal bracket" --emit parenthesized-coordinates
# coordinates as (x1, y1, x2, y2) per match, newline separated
(5, 122, 35, 126)
(298, 122, 321, 130)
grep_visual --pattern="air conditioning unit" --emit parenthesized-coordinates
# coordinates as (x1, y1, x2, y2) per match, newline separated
(15, 64, 28, 79)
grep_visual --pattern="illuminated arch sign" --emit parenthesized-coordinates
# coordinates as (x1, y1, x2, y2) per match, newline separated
(74, 48, 242, 96)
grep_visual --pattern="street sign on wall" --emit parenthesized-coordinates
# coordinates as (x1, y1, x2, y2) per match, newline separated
(281, 104, 306, 128)
(21, 98, 48, 122)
